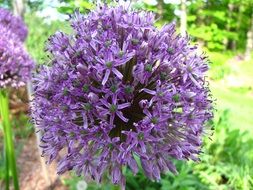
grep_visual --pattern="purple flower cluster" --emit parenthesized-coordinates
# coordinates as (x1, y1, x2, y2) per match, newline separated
(0, 7, 28, 42)
(32, 5, 213, 189)
(0, 8, 34, 88)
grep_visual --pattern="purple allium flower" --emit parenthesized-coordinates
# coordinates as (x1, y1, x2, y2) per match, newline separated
(0, 26, 34, 88)
(0, 7, 28, 42)
(32, 5, 213, 189)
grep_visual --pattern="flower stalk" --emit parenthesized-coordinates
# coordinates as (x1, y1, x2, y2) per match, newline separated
(0, 89, 19, 190)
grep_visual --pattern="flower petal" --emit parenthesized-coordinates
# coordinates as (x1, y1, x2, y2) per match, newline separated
(116, 111, 129, 123)
(142, 88, 156, 95)
(118, 102, 131, 110)
(112, 68, 123, 79)
(102, 69, 110, 85)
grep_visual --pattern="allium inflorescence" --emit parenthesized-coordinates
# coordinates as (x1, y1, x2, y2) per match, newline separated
(32, 5, 213, 189)
(0, 7, 28, 42)
(0, 26, 34, 88)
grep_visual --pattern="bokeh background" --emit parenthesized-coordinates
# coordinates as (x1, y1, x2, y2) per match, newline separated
(0, 0, 253, 189)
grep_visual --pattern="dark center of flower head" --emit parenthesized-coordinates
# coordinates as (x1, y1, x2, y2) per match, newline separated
(0, 49, 3, 57)
(109, 97, 150, 140)
(107, 58, 156, 140)
(1, 70, 15, 80)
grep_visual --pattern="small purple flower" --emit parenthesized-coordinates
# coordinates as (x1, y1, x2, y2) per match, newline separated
(0, 8, 28, 42)
(0, 26, 34, 88)
(32, 5, 213, 190)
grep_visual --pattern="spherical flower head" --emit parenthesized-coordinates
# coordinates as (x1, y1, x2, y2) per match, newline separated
(32, 5, 213, 190)
(0, 26, 34, 88)
(0, 7, 28, 42)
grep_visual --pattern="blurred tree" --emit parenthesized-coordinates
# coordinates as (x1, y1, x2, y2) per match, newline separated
(180, 0, 187, 36)
(0, 0, 12, 8)
(186, 0, 253, 51)
(245, 11, 253, 60)
(12, 0, 26, 18)
(224, 2, 234, 50)
(157, 0, 165, 19)
(26, 0, 44, 11)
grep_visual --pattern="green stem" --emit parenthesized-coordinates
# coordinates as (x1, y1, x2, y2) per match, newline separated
(0, 94, 10, 190)
(4, 142, 10, 190)
(0, 89, 19, 190)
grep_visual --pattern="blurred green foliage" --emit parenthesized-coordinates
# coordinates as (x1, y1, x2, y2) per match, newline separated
(0, 147, 4, 182)
(56, 0, 253, 53)
(25, 13, 66, 64)
(12, 113, 34, 139)
(0, 0, 11, 8)
(0, 113, 33, 187)
(186, 0, 252, 51)
(58, 0, 94, 14)
(195, 110, 253, 190)
(208, 51, 234, 80)
(142, 0, 253, 52)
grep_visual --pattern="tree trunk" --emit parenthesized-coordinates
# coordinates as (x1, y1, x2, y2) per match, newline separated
(12, 0, 26, 18)
(180, 0, 187, 36)
(12, 0, 52, 186)
(233, 5, 243, 51)
(245, 12, 253, 61)
(27, 82, 52, 186)
(157, 0, 164, 19)
(224, 3, 234, 50)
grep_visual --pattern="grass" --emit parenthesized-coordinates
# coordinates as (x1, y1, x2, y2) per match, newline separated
(207, 51, 235, 80)
(211, 84, 253, 134)
(209, 52, 253, 135)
